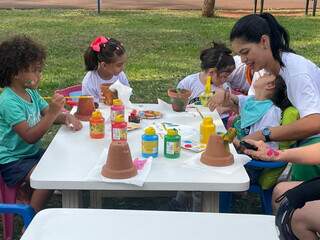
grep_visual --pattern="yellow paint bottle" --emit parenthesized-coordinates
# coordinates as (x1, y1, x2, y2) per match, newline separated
(199, 76, 213, 107)
(200, 117, 216, 144)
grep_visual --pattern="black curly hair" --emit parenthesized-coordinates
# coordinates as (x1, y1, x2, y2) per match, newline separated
(0, 35, 46, 88)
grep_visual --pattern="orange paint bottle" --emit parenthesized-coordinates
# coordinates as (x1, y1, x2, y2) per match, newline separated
(89, 110, 105, 139)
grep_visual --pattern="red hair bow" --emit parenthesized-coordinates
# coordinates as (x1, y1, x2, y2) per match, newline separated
(90, 36, 109, 52)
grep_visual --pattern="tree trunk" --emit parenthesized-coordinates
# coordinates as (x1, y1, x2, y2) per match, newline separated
(202, 0, 216, 17)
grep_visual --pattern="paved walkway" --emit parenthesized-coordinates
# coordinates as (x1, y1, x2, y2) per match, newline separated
(0, 0, 315, 10)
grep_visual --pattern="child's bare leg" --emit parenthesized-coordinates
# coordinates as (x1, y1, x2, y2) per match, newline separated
(25, 166, 52, 212)
(291, 200, 320, 240)
(272, 181, 302, 213)
(30, 189, 52, 212)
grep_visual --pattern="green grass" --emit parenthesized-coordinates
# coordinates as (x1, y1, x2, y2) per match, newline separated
(1, 9, 319, 101)
(0, 9, 319, 239)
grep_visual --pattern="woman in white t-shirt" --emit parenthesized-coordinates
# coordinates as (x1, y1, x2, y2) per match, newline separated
(82, 36, 130, 103)
(229, 13, 320, 182)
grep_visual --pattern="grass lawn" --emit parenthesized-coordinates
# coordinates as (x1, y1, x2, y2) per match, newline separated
(0, 9, 319, 239)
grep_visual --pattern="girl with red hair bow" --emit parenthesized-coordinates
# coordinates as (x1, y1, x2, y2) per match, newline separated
(82, 36, 130, 103)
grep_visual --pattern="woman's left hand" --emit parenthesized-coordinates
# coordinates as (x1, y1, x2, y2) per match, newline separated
(242, 139, 281, 161)
(65, 113, 83, 131)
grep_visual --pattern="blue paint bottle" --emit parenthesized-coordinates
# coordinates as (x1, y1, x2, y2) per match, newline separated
(142, 127, 159, 158)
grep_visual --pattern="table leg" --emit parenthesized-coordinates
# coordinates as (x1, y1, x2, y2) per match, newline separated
(90, 191, 103, 208)
(202, 192, 219, 212)
(62, 190, 81, 208)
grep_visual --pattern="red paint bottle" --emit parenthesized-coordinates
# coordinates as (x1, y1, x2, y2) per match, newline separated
(111, 114, 127, 142)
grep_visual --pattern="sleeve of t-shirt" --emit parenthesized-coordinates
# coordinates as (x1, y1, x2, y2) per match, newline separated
(0, 100, 27, 127)
(118, 72, 130, 87)
(286, 73, 320, 118)
(177, 78, 187, 89)
(228, 56, 250, 92)
(81, 73, 100, 102)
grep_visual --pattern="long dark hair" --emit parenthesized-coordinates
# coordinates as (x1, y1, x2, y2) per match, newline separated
(84, 37, 125, 71)
(271, 75, 292, 111)
(230, 13, 294, 67)
(200, 41, 235, 72)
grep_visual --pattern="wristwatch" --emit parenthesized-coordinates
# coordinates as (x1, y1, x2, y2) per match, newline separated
(262, 128, 271, 142)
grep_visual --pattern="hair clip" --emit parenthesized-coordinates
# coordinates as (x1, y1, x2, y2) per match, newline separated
(90, 36, 109, 52)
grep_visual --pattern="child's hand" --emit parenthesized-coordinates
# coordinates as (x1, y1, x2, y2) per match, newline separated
(207, 88, 227, 111)
(65, 113, 82, 131)
(242, 139, 281, 161)
(48, 93, 65, 116)
(233, 138, 241, 150)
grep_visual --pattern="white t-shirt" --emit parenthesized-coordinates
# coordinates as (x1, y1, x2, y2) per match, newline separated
(247, 52, 320, 139)
(238, 95, 282, 149)
(82, 71, 130, 102)
(227, 56, 250, 92)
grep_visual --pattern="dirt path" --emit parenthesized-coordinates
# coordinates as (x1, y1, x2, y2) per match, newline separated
(0, 0, 314, 10)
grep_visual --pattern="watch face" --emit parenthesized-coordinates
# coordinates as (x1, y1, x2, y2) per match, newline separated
(263, 128, 271, 136)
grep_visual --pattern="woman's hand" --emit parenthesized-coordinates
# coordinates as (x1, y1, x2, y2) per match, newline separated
(242, 139, 281, 161)
(65, 113, 83, 131)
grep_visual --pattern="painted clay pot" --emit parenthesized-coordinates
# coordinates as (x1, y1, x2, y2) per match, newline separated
(167, 88, 191, 112)
(100, 83, 118, 106)
(200, 134, 234, 167)
(74, 96, 95, 121)
(101, 141, 137, 179)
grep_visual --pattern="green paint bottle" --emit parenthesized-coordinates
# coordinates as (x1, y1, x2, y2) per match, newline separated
(164, 129, 181, 159)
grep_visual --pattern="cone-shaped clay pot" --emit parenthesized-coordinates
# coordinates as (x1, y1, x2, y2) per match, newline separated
(200, 134, 234, 167)
(74, 96, 95, 121)
(167, 88, 192, 112)
(100, 84, 118, 106)
(101, 141, 137, 179)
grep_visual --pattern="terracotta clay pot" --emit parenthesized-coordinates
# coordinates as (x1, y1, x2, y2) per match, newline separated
(100, 83, 118, 106)
(101, 141, 137, 179)
(74, 96, 95, 121)
(200, 134, 234, 167)
(167, 88, 192, 112)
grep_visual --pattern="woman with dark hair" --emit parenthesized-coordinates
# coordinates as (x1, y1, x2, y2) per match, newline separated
(229, 13, 320, 182)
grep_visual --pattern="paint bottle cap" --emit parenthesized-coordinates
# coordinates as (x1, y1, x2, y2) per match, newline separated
(167, 128, 178, 136)
(91, 110, 103, 119)
(203, 116, 213, 124)
(144, 127, 156, 135)
(113, 99, 123, 106)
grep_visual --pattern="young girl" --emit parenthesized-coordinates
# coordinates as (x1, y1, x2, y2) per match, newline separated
(0, 36, 82, 212)
(177, 42, 250, 105)
(82, 36, 130, 103)
(210, 73, 299, 189)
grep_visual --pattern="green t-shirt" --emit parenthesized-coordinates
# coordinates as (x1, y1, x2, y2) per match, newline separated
(0, 87, 48, 164)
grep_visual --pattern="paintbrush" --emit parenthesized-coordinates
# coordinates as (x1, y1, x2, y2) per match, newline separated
(195, 107, 204, 119)
(43, 96, 93, 100)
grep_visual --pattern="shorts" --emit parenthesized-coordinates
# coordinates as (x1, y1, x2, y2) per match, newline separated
(0, 149, 45, 187)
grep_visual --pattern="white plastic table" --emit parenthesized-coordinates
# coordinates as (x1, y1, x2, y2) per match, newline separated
(21, 208, 279, 240)
(31, 104, 249, 212)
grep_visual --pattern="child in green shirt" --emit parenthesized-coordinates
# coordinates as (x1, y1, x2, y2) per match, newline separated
(0, 36, 82, 212)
